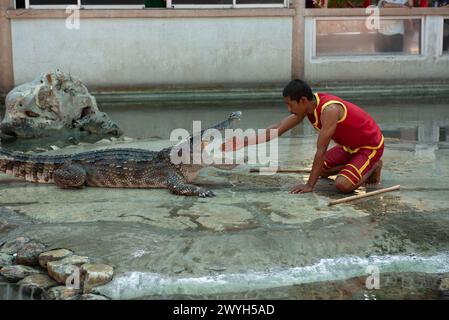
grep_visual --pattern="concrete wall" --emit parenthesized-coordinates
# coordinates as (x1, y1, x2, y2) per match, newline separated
(5, 7, 449, 91)
(304, 16, 449, 81)
(11, 17, 293, 89)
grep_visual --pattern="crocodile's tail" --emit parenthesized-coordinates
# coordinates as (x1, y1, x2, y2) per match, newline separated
(0, 148, 62, 183)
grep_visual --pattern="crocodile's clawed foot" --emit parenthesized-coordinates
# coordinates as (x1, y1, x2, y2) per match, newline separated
(198, 189, 216, 198)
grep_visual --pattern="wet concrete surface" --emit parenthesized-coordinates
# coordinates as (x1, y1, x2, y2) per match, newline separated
(1, 101, 449, 299)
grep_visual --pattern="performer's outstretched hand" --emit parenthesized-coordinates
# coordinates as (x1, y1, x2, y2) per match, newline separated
(221, 137, 245, 152)
(290, 183, 314, 194)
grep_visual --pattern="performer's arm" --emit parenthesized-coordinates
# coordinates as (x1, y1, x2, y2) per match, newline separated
(221, 113, 304, 151)
(290, 105, 340, 194)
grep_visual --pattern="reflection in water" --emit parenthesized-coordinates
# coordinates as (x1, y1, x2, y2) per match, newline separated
(99, 101, 449, 159)
(105, 101, 449, 140)
(3, 100, 449, 153)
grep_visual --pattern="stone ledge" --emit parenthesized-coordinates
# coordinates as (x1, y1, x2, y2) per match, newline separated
(92, 83, 449, 105)
(6, 8, 295, 19)
(3, 83, 449, 108)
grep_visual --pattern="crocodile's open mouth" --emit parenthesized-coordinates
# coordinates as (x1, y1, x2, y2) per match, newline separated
(229, 111, 242, 120)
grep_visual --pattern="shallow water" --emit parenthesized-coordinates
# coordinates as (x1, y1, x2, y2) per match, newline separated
(1, 98, 449, 299)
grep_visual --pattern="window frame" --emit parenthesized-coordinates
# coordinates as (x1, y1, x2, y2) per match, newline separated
(312, 16, 425, 60)
(25, 0, 81, 9)
(441, 16, 449, 56)
(80, 0, 145, 9)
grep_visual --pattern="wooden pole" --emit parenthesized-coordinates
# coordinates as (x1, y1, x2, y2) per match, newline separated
(328, 185, 401, 206)
(291, 0, 305, 80)
(0, 0, 14, 94)
(249, 168, 311, 174)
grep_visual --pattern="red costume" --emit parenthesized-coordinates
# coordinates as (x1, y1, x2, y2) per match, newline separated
(306, 93, 384, 185)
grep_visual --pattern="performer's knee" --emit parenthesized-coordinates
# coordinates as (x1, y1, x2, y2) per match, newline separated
(335, 176, 355, 194)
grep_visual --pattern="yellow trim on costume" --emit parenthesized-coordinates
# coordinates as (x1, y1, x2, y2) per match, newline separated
(340, 169, 360, 183)
(314, 93, 321, 106)
(342, 135, 385, 155)
(321, 100, 347, 124)
(347, 164, 362, 178)
(312, 93, 320, 128)
(359, 149, 377, 174)
(311, 93, 347, 130)
(338, 173, 357, 186)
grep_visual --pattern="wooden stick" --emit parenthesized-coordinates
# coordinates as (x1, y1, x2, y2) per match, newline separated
(249, 168, 312, 174)
(328, 185, 401, 206)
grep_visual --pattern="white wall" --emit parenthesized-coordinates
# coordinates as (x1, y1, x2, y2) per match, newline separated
(11, 17, 293, 88)
(304, 16, 449, 82)
(11, 15, 449, 88)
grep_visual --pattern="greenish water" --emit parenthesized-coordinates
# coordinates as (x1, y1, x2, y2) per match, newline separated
(1, 99, 449, 300)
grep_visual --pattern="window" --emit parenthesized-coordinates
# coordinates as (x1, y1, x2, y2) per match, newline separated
(169, 0, 287, 8)
(314, 18, 422, 57)
(233, 0, 286, 5)
(26, 0, 79, 9)
(24, 0, 145, 9)
(15, 0, 26, 8)
(170, 0, 232, 8)
(21, 0, 288, 8)
(444, 19, 449, 54)
(81, 0, 145, 9)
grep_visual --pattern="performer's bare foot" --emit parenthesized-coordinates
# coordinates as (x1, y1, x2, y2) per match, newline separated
(365, 160, 383, 185)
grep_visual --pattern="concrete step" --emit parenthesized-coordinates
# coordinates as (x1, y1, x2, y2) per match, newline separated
(2, 83, 449, 108)
(92, 83, 449, 105)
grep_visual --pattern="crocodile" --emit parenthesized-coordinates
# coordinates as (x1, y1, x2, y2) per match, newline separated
(0, 111, 242, 197)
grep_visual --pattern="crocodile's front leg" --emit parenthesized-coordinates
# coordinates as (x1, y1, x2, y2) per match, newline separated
(167, 172, 215, 197)
(53, 164, 87, 189)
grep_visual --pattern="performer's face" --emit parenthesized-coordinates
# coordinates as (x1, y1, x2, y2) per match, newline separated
(284, 96, 307, 116)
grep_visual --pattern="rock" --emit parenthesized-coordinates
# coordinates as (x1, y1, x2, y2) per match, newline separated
(173, 266, 186, 274)
(0, 265, 43, 282)
(15, 242, 47, 266)
(79, 293, 110, 300)
(207, 266, 227, 272)
(0, 237, 31, 255)
(0, 219, 18, 234)
(1, 70, 123, 139)
(96, 138, 112, 144)
(46, 286, 82, 300)
(80, 263, 114, 294)
(47, 255, 90, 284)
(0, 253, 14, 268)
(439, 278, 449, 291)
(17, 274, 58, 292)
(39, 249, 73, 268)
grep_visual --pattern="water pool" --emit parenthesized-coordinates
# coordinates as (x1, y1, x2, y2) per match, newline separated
(1, 98, 449, 299)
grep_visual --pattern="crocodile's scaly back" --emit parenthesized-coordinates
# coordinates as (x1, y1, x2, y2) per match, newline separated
(0, 148, 68, 183)
(0, 148, 160, 185)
